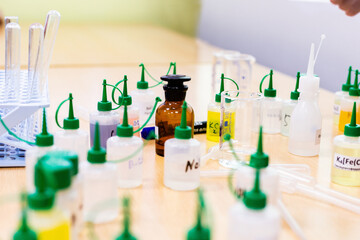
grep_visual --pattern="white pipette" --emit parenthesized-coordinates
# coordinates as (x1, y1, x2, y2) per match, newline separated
(278, 199, 307, 240)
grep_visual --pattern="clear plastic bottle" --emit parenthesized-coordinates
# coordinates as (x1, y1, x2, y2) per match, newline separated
(130, 64, 156, 126)
(235, 126, 279, 204)
(83, 122, 119, 224)
(260, 70, 282, 134)
(229, 169, 280, 240)
(107, 104, 143, 188)
(26, 108, 56, 192)
(334, 66, 352, 129)
(280, 72, 300, 136)
(331, 102, 360, 186)
(164, 101, 200, 191)
(54, 93, 89, 162)
(90, 79, 120, 148)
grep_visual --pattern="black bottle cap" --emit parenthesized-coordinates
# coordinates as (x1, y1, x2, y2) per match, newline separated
(161, 74, 191, 101)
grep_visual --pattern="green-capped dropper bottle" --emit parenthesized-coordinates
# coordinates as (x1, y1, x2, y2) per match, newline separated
(339, 69, 360, 132)
(260, 69, 282, 134)
(206, 73, 235, 142)
(54, 93, 89, 163)
(281, 72, 301, 136)
(229, 169, 281, 240)
(26, 108, 56, 192)
(332, 102, 360, 186)
(115, 197, 137, 240)
(90, 79, 120, 148)
(83, 122, 119, 223)
(334, 66, 353, 128)
(107, 104, 144, 188)
(13, 193, 37, 240)
(163, 101, 201, 191)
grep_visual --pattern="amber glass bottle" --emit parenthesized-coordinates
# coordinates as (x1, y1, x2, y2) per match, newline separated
(155, 74, 194, 156)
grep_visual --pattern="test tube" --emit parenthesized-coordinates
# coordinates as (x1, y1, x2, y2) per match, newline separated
(5, 16, 18, 25)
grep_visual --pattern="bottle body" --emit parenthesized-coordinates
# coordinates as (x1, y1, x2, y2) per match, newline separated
(280, 99, 297, 136)
(206, 102, 235, 142)
(26, 146, 57, 191)
(288, 95, 322, 156)
(334, 91, 348, 129)
(28, 208, 70, 240)
(89, 110, 120, 148)
(331, 135, 360, 186)
(338, 95, 360, 132)
(131, 88, 156, 126)
(228, 202, 280, 240)
(107, 136, 143, 188)
(261, 97, 282, 134)
(155, 100, 194, 156)
(164, 138, 200, 191)
(82, 162, 118, 223)
(119, 105, 140, 137)
(234, 166, 279, 204)
(54, 129, 89, 162)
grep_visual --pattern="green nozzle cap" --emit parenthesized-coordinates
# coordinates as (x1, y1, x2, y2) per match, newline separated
(344, 102, 360, 137)
(13, 194, 37, 240)
(137, 64, 149, 89)
(215, 74, 225, 103)
(41, 156, 73, 190)
(342, 66, 353, 92)
(249, 126, 269, 169)
(87, 122, 106, 163)
(45, 151, 79, 176)
(175, 101, 192, 139)
(35, 108, 54, 147)
(63, 93, 80, 130)
(115, 197, 138, 240)
(117, 104, 134, 137)
(290, 72, 300, 100)
(28, 161, 55, 210)
(243, 169, 266, 210)
(98, 79, 112, 111)
(119, 75, 132, 106)
(264, 70, 277, 98)
(349, 70, 359, 97)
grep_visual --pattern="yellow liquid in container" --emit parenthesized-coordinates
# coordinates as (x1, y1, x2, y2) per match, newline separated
(338, 110, 360, 132)
(37, 221, 70, 240)
(206, 110, 235, 142)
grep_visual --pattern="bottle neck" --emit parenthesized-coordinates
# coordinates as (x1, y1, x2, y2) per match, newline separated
(164, 89, 187, 101)
(299, 91, 318, 101)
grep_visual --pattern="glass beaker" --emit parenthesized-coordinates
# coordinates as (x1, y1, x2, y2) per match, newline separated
(224, 53, 256, 92)
(219, 91, 262, 168)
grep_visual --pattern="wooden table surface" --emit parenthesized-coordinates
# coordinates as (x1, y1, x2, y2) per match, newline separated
(0, 24, 359, 240)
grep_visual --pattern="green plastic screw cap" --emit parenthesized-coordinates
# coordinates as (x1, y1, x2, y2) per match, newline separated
(119, 75, 132, 106)
(349, 70, 359, 97)
(264, 70, 277, 98)
(63, 93, 80, 130)
(137, 64, 149, 89)
(13, 209, 37, 240)
(243, 169, 267, 210)
(290, 72, 300, 100)
(35, 108, 54, 147)
(41, 156, 73, 190)
(117, 104, 134, 137)
(98, 79, 112, 111)
(342, 66, 353, 92)
(344, 102, 360, 137)
(175, 101, 192, 139)
(249, 126, 269, 169)
(44, 151, 79, 176)
(87, 122, 106, 164)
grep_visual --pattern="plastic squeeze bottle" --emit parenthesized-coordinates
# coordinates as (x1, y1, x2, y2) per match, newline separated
(280, 72, 300, 136)
(331, 102, 360, 186)
(229, 169, 281, 240)
(27, 161, 70, 240)
(288, 42, 323, 156)
(82, 122, 118, 224)
(54, 93, 89, 162)
(118, 75, 140, 136)
(26, 108, 56, 191)
(90, 79, 120, 148)
(155, 74, 194, 156)
(338, 70, 360, 132)
(107, 104, 143, 188)
(235, 126, 279, 204)
(259, 69, 282, 134)
(164, 101, 200, 191)
(333, 66, 352, 128)
(130, 63, 156, 126)
(206, 74, 235, 142)
(115, 197, 138, 240)
(13, 204, 37, 240)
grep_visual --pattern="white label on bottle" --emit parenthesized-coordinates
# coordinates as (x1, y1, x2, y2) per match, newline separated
(155, 126, 159, 139)
(333, 104, 340, 115)
(315, 129, 321, 145)
(333, 153, 360, 171)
